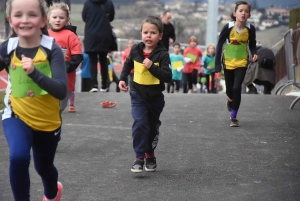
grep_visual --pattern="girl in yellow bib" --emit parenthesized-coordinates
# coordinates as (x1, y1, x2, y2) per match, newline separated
(0, 0, 67, 200)
(215, 1, 258, 127)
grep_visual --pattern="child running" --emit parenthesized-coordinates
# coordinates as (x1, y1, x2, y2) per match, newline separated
(215, 0, 258, 127)
(118, 16, 172, 173)
(48, 2, 83, 113)
(168, 42, 185, 93)
(202, 44, 216, 93)
(0, 0, 67, 200)
(182, 36, 203, 93)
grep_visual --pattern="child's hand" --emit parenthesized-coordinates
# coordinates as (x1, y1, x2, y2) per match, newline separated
(21, 55, 34, 74)
(119, 80, 128, 92)
(252, 54, 258, 62)
(184, 57, 192, 63)
(142, 58, 153, 69)
(177, 67, 184, 72)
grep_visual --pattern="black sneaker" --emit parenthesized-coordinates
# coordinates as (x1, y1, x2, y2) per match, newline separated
(230, 118, 239, 127)
(145, 157, 157, 172)
(131, 160, 144, 173)
(227, 101, 232, 112)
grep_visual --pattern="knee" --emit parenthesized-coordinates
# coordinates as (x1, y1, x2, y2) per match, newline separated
(232, 86, 242, 94)
(10, 151, 30, 167)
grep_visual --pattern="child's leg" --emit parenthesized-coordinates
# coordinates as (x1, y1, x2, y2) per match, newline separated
(187, 73, 193, 90)
(175, 80, 180, 92)
(224, 68, 235, 100)
(205, 74, 210, 92)
(130, 90, 150, 159)
(191, 69, 198, 85)
(211, 72, 216, 93)
(231, 67, 247, 110)
(146, 94, 165, 155)
(3, 118, 33, 201)
(224, 67, 247, 117)
(69, 91, 75, 106)
(32, 127, 61, 199)
(182, 73, 188, 93)
(60, 91, 72, 112)
(166, 82, 171, 93)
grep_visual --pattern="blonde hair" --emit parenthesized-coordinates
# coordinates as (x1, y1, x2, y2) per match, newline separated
(206, 44, 216, 53)
(188, 36, 198, 44)
(48, 2, 71, 24)
(6, 0, 48, 38)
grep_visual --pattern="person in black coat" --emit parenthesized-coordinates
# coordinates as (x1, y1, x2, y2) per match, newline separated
(161, 10, 176, 51)
(82, 0, 115, 92)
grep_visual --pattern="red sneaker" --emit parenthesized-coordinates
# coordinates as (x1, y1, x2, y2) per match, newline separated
(42, 182, 63, 201)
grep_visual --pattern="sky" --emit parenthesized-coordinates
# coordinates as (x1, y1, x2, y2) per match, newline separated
(159, 0, 300, 9)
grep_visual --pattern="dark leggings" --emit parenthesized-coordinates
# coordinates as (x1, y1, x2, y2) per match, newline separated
(182, 69, 198, 93)
(88, 52, 108, 89)
(224, 67, 247, 110)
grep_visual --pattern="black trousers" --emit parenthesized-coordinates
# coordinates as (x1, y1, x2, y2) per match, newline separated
(81, 78, 91, 92)
(224, 67, 247, 110)
(88, 52, 108, 90)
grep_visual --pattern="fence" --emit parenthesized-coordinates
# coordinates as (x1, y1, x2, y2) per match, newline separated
(274, 28, 300, 95)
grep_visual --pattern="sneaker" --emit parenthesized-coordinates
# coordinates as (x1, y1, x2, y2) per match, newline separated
(230, 118, 239, 127)
(145, 157, 157, 172)
(187, 89, 192, 94)
(90, 88, 98, 92)
(227, 101, 232, 112)
(68, 105, 76, 113)
(196, 83, 201, 89)
(42, 182, 63, 201)
(131, 160, 144, 173)
(192, 85, 198, 92)
(100, 88, 108, 92)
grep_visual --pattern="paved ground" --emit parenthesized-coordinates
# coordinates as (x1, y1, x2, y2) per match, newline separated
(0, 91, 300, 201)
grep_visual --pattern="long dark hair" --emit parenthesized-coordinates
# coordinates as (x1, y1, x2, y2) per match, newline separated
(230, 1, 251, 21)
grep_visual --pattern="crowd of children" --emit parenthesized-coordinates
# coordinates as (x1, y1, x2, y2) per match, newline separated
(0, 0, 258, 199)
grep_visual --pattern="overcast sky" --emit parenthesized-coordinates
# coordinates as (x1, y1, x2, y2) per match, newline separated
(223, 0, 300, 8)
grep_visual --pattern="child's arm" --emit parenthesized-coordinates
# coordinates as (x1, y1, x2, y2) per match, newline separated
(0, 41, 10, 71)
(249, 24, 258, 62)
(215, 24, 229, 72)
(28, 43, 67, 100)
(66, 54, 83, 73)
(66, 36, 83, 73)
(147, 52, 172, 83)
(119, 49, 134, 82)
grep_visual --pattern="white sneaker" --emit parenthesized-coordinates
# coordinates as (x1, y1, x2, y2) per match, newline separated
(196, 83, 201, 89)
(193, 85, 198, 92)
(90, 88, 98, 92)
(100, 88, 108, 92)
(188, 89, 192, 94)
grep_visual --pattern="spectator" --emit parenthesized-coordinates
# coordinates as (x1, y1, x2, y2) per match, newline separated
(161, 10, 176, 51)
(82, 0, 115, 92)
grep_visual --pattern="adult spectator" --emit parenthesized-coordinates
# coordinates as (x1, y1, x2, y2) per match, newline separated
(161, 10, 176, 51)
(82, 0, 115, 92)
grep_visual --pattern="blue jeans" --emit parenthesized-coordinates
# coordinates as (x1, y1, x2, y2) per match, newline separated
(130, 90, 165, 158)
(3, 118, 61, 201)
